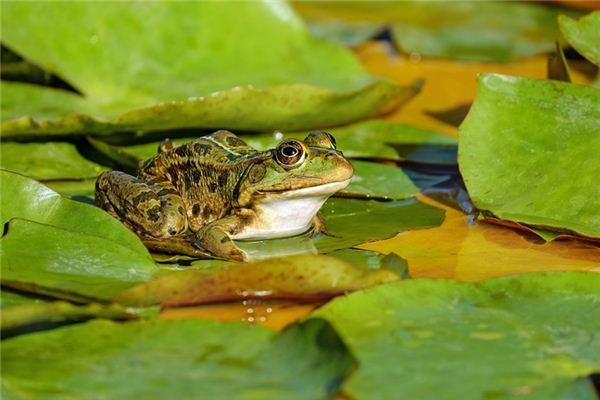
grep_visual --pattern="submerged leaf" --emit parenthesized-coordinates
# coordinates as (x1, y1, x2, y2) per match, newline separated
(559, 11, 600, 66)
(0, 142, 106, 180)
(115, 254, 399, 307)
(1, 318, 355, 399)
(313, 272, 600, 399)
(459, 74, 600, 238)
(1, 1, 415, 137)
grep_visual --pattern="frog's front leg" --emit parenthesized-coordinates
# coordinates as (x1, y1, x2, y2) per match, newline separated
(193, 213, 253, 262)
(96, 171, 187, 238)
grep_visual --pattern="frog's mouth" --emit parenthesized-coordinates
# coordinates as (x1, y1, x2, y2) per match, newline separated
(261, 179, 351, 198)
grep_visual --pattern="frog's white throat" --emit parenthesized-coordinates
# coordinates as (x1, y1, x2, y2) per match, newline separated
(232, 179, 350, 240)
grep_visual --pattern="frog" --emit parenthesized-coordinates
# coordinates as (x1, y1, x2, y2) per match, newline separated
(95, 130, 353, 261)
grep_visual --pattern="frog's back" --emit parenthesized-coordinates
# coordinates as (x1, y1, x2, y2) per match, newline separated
(139, 131, 266, 230)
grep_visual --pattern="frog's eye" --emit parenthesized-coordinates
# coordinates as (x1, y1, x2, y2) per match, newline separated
(275, 140, 306, 168)
(304, 131, 337, 150)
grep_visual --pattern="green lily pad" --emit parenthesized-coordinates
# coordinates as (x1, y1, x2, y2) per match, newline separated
(1, 301, 137, 333)
(459, 74, 600, 238)
(312, 272, 600, 399)
(1, 318, 355, 400)
(559, 12, 600, 66)
(0, 142, 106, 181)
(345, 160, 418, 200)
(1, 218, 157, 301)
(115, 254, 398, 308)
(316, 197, 445, 253)
(1, 1, 415, 138)
(0, 289, 44, 308)
(0, 170, 149, 254)
(294, 1, 574, 62)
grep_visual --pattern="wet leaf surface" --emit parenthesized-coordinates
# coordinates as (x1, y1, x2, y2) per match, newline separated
(1, 171, 157, 300)
(0, 142, 106, 181)
(313, 272, 600, 399)
(1, 1, 416, 138)
(559, 11, 600, 66)
(316, 197, 445, 253)
(360, 196, 600, 282)
(0, 170, 150, 255)
(294, 1, 574, 62)
(343, 160, 418, 200)
(115, 254, 399, 307)
(1, 218, 157, 301)
(459, 74, 600, 238)
(2, 318, 355, 400)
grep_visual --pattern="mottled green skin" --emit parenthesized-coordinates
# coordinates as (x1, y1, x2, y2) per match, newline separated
(96, 130, 353, 261)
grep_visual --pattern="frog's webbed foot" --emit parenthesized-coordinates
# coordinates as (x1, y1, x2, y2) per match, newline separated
(193, 218, 248, 262)
(311, 214, 337, 238)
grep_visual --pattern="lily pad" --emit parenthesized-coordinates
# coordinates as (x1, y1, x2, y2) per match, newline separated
(115, 254, 399, 307)
(0, 170, 149, 255)
(294, 1, 574, 62)
(0, 1, 415, 138)
(459, 74, 600, 238)
(1, 301, 137, 333)
(0, 142, 106, 181)
(1, 218, 158, 301)
(559, 12, 600, 66)
(1, 318, 355, 400)
(312, 272, 600, 399)
(316, 197, 445, 253)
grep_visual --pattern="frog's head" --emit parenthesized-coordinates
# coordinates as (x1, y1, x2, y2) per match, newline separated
(235, 131, 353, 208)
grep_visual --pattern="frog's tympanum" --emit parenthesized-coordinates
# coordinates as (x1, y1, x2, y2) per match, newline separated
(96, 130, 353, 261)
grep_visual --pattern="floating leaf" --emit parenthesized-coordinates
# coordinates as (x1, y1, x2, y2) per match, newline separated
(353, 42, 595, 138)
(360, 196, 600, 282)
(312, 272, 600, 399)
(559, 12, 600, 66)
(115, 254, 399, 307)
(1, 301, 137, 333)
(294, 1, 574, 62)
(0, 170, 149, 255)
(0, 289, 44, 308)
(0, 142, 106, 180)
(459, 74, 600, 238)
(317, 197, 445, 253)
(1, 218, 158, 301)
(1, 318, 355, 399)
(1, 1, 416, 138)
